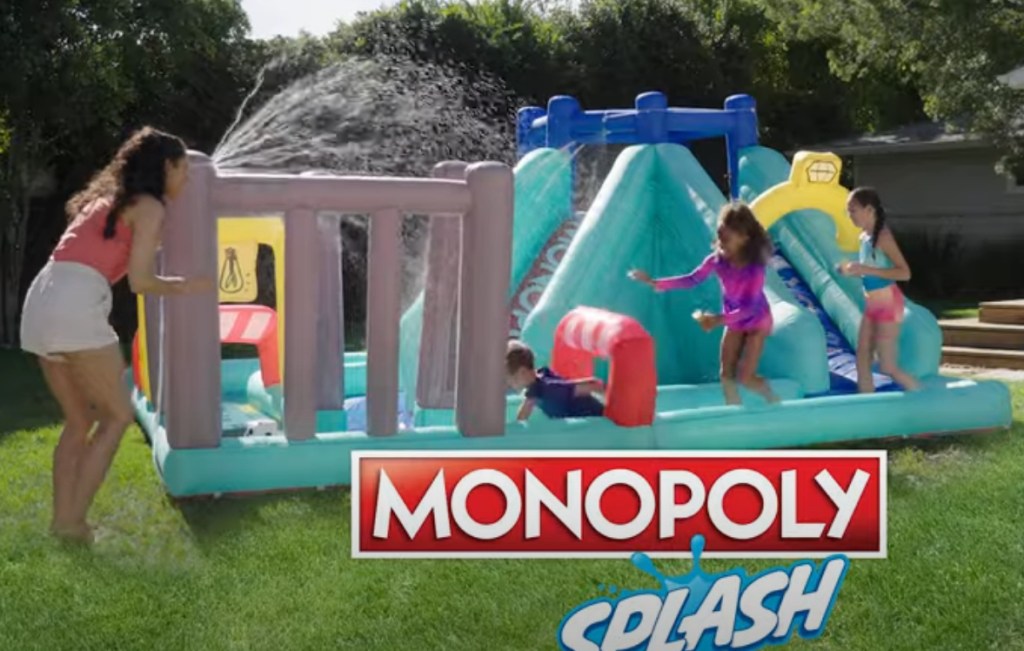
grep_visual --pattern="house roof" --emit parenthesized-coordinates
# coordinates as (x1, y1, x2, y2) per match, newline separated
(794, 65, 1022, 156)
(797, 121, 986, 156)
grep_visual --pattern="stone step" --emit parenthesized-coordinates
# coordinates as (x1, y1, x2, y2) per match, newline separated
(939, 318, 1024, 349)
(941, 346, 1024, 370)
(979, 299, 1024, 325)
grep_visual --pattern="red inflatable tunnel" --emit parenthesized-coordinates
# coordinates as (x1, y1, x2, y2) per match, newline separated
(131, 305, 281, 398)
(551, 306, 656, 427)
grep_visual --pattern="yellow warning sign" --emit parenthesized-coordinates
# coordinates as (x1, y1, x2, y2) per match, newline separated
(218, 241, 258, 302)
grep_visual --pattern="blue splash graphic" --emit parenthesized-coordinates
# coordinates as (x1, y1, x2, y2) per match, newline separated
(769, 251, 896, 394)
(557, 535, 850, 651)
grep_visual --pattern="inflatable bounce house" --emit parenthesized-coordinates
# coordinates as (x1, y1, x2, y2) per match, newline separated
(131, 92, 1012, 497)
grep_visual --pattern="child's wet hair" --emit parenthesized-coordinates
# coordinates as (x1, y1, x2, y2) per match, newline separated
(849, 187, 887, 251)
(506, 340, 535, 374)
(716, 201, 771, 265)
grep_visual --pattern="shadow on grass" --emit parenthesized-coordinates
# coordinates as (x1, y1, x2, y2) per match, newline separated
(0, 349, 63, 437)
(812, 424, 1017, 454)
(171, 487, 350, 549)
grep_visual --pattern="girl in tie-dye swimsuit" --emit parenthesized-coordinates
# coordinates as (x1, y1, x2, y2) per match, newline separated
(839, 187, 920, 393)
(630, 202, 778, 405)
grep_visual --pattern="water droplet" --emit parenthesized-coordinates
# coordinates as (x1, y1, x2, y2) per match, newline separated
(690, 534, 705, 569)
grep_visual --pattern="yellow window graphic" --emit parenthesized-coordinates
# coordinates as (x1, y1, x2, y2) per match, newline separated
(218, 241, 258, 302)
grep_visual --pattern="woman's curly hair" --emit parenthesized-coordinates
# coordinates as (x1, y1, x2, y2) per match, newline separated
(66, 127, 186, 238)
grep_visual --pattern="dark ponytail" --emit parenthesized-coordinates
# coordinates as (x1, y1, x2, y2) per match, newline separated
(850, 187, 886, 257)
(67, 127, 187, 240)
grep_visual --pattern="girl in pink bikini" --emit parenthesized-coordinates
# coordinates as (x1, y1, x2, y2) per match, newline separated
(838, 187, 920, 393)
(630, 202, 778, 405)
(20, 127, 213, 543)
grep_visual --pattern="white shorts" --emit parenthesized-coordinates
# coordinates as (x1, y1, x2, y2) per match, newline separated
(20, 261, 119, 360)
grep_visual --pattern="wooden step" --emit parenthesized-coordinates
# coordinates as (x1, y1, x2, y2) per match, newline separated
(979, 299, 1024, 325)
(939, 318, 1024, 349)
(941, 346, 1024, 370)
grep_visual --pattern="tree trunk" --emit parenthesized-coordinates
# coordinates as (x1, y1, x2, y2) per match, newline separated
(0, 198, 29, 348)
(0, 133, 34, 348)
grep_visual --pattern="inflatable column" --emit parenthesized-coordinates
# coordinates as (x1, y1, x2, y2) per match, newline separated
(163, 152, 221, 448)
(316, 213, 346, 423)
(283, 208, 319, 440)
(456, 162, 514, 436)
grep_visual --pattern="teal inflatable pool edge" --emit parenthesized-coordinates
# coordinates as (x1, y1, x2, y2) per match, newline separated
(134, 375, 1012, 498)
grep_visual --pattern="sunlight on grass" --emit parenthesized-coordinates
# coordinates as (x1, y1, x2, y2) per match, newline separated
(917, 299, 981, 321)
(0, 349, 1022, 650)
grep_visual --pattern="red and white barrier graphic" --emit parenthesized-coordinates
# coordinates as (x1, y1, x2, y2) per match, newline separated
(218, 304, 280, 387)
(351, 451, 886, 559)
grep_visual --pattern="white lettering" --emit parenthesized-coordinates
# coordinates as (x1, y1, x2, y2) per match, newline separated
(816, 470, 870, 538)
(773, 559, 847, 636)
(559, 601, 613, 651)
(708, 470, 777, 540)
(450, 469, 522, 540)
(781, 470, 826, 538)
(603, 594, 662, 650)
(733, 570, 788, 646)
(585, 470, 656, 540)
(370, 465, 873, 545)
(525, 470, 583, 539)
(648, 589, 690, 651)
(677, 575, 741, 650)
(658, 471, 706, 539)
(373, 468, 450, 539)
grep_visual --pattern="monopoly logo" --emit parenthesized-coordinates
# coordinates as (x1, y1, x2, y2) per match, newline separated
(351, 451, 885, 558)
(558, 535, 849, 651)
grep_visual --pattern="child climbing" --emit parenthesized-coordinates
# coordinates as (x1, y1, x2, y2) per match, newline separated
(838, 187, 920, 393)
(506, 340, 605, 421)
(629, 201, 778, 406)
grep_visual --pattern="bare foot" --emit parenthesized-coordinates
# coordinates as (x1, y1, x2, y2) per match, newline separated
(742, 376, 780, 404)
(722, 379, 742, 406)
(891, 371, 922, 392)
(50, 521, 94, 545)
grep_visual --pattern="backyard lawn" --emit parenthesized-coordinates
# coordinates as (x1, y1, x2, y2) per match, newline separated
(918, 299, 981, 320)
(1, 348, 1022, 650)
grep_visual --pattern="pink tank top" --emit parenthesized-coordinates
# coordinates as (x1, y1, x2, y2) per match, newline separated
(52, 198, 132, 284)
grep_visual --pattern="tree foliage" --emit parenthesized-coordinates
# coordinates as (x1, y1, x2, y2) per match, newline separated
(762, 0, 1024, 170)
(0, 0, 1021, 343)
(0, 0, 255, 344)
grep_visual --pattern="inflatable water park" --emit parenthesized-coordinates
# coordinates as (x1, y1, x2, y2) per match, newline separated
(129, 92, 1013, 497)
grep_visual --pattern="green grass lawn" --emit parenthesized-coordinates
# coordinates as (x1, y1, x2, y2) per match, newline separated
(1, 348, 1023, 650)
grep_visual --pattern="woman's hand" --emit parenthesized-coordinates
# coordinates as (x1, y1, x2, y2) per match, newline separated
(628, 269, 655, 287)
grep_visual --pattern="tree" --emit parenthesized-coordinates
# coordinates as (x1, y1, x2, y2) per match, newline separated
(330, 0, 569, 109)
(0, 0, 254, 346)
(0, 0, 128, 346)
(761, 0, 1024, 170)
